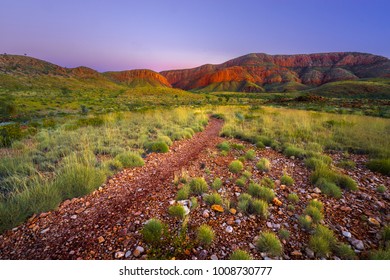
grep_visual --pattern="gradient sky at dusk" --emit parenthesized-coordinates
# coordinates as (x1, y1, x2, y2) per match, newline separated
(1, 0, 390, 72)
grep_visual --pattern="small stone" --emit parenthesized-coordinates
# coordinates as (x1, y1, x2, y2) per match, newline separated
(350, 238, 364, 250)
(313, 187, 322, 194)
(40, 228, 50, 234)
(291, 250, 302, 256)
(70, 215, 77, 219)
(202, 210, 210, 218)
(115, 251, 125, 259)
(210, 254, 218, 260)
(109, 179, 114, 184)
(226, 226, 233, 233)
(97, 236, 105, 243)
(134, 211, 142, 216)
(229, 208, 237, 215)
(266, 222, 273, 228)
(125, 251, 132, 258)
(368, 217, 380, 226)
(342, 231, 352, 238)
(235, 219, 241, 225)
(340, 206, 352, 212)
(62, 200, 71, 207)
(182, 206, 190, 216)
(169, 200, 176, 205)
(199, 250, 208, 260)
(272, 197, 282, 206)
(211, 204, 224, 212)
(133, 249, 141, 257)
(69, 250, 75, 255)
(275, 180, 281, 187)
(280, 185, 286, 190)
(136, 246, 145, 253)
(305, 248, 315, 258)
(249, 243, 256, 249)
(75, 207, 85, 214)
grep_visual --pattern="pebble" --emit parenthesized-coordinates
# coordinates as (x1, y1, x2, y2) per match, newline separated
(235, 219, 241, 225)
(266, 222, 273, 228)
(136, 246, 145, 253)
(70, 215, 77, 219)
(342, 231, 352, 238)
(210, 254, 218, 260)
(199, 250, 208, 259)
(40, 228, 50, 234)
(368, 217, 380, 226)
(202, 210, 210, 218)
(291, 250, 302, 256)
(350, 238, 364, 250)
(305, 248, 315, 258)
(226, 226, 233, 233)
(249, 243, 256, 249)
(133, 249, 141, 257)
(125, 251, 132, 258)
(97, 236, 105, 243)
(313, 187, 322, 194)
(115, 251, 125, 259)
(229, 208, 237, 215)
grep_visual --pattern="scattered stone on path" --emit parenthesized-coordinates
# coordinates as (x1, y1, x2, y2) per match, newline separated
(305, 248, 315, 258)
(125, 251, 132, 258)
(226, 226, 233, 233)
(115, 251, 125, 259)
(211, 204, 224, 212)
(291, 250, 302, 256)
(313, 187, 322, 194)
(350, 238, 364, 250)
(202, 210, 210, 218)
(342, 231, 352, 238)
(97, 236, 105, 244)
(229, 208, 237, 215)
(40, 228, 50, 234)
(368, 217, 380, 226)
(210, 254, 218, 260)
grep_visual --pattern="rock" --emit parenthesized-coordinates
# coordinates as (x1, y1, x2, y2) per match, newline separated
(136, 246, 145, 253)
(109, 179, 114, 184)
(313, 187, 322, 194)
(235, 219, 241, 225)
(75, 207, 85, 214)
(350, 238, 364, 250)
(40, 228, 50, 234)
(125, 251, 132, 258)
(249, 243, 256, 249)
(178, 200, 192, 209)
(211, 204, 224, 212)
(272, 197, 282, 206)
(119, 228, 128, 237)
(97, 236, 105, 243)
(62, 200, 71, 207)
(229, 208, 237, 215)
(340, 206, 352, 212)
(70, 215, 77, 219)
(273, 223, 281, 230)
(202, 210, 210, 218)
(305, 248, 315, 258)
(266, 222, 273, 228)
(115, 251, 125, 259)
(199, 249, 208, 259)
(133, 249, 141, 257)
(210, 254, 218, 260)
(342, 231, 352, 238)
(368, 217, 380, 226)
(226, 226, 233, 233)
(291, 250, 302, 256)
(275, 180, 281, 187)
(182, 206, 190, 216)
(169, 200, 176, 205)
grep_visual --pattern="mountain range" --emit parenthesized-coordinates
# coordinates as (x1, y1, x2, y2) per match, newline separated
(1, 52, 389, 93)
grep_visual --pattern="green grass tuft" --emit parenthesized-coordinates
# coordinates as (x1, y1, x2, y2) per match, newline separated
(197, 224, 215, 246)
(256, 158, 271, 172)
(256, 232, 283, 257)
(229, 160, 244, 173)
(189, 177, 208, 195)
(230, 249, 252, 260)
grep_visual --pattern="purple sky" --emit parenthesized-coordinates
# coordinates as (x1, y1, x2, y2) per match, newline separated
(1, 0, 390, 72)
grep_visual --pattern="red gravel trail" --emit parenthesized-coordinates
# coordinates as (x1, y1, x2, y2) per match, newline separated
(0, 118, 224, 259)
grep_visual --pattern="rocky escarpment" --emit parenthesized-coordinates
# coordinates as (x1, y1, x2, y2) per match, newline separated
(104, 69, 171, 87)
(160, 52, 390, 92)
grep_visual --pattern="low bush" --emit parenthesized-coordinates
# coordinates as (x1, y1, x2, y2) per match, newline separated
(168, 205, 186, 219)
(261, 177, 275, 189)
(0, 123, 23, 147)
(204, 192, 223, 206)
(189, 177, 208, 195)
(336, 160, 356, 169)
(308, 199, 324, 211)
(197, 224, 215, 246)
(176, 185, 190, 200)
(304, 206, 324, 224)
(309, 225, 337, 258)
(231, 143, 245, 150)
(287, 193, 299, 204)
(249, 199, 268, 218)
(236, 177, 247, 187)
(230, 249, 252, 260)
(316, 179, 342, 199)
(367, 159, 390, 176)
(281, 174, 294, 186)
(284, 145, 306, 158)
(141, 218, 165, 245)
(256, 232, 283, 257)
(217, 141, 230, 151)
(144, 141, 169, 153)
(103, 159, 123, 173)
(256, 158, 271, 172)
(245, 149, 256, 160)
(335, 243, 357, 260)
(298, 215, 313, 231)
(229, 160, 244, 173)
(211, 178, 223, 190)
(377, 185, 386, 193)
(242, 170, 252, 179)
(115, 152, 144, 168)
(278, 229, 290, 240)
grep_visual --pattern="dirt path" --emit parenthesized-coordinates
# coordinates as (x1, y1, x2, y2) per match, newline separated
(0, 118, 224, 259)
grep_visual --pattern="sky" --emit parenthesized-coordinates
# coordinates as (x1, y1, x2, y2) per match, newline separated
(1, 0, 390, 72)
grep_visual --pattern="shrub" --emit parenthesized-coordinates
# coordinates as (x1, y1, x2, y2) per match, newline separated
(141, 218, 165, 245)
(257, 186, 275, 202)
(256, 158, 271, 172)
(369, 249, 390, 260)
(248, 182, 261, 197)
(287, 204, 295, 211)
(281, 174, 294, 186)
(335, 243, 356, 260)
(336, 160, 356, 169)
(304, 206, 324, 224)
(382, 225, 390, 247)
(236, 177, 247, 187)
(211, 178, 223, 190)
(197, 224, 215, 246)
(256, 141, 265, 149)
(261, 177, 275, 189)
(229, 160, 244, 173)
(76, 117, 104, 127)
(176, 185, 190, 200)
(256, 232, 283, 257)
(217, 141, 230, 151)
(311, 167, 357, 191)
(377, 185, 386, 193)
(0, 123, 23, 147)
(237, 199, 250, 213)
(145, 141, 169, 153)
(317, 179, 342, 199)
(189, 177, 208, 195)
(103, 159, 123, 173)
(250, 199, 268, 218)
(168, 205, 186, 219)
(190, 197, 198, 209)
(309, 235, 331, 258)
(230, 249, 252, 260)
(115, 152, 144, 168)
(245, 149, 256, 160)
(278, 229, 290, 240)
(204, 192, 223, 206)
(304, 157, 327, 170)
(242, 170, 252, 179)
(367, 159, 390, 176)
(308, 200, 324, 211)
(231, 143, 245, 150)
(157, 135, 173, 146)
(284, 145, 306, 158)
(287, 193, 299, 204)
(298, 215, 313, 230)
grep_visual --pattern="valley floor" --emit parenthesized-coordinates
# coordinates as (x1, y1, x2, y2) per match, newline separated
(0, 117, 389, 260)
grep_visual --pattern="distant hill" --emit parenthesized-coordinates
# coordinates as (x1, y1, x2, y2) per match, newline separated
(160, 52, 390, 92)
(104, 69, 171, 88)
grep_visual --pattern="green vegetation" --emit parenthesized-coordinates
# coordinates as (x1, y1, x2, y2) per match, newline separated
(189, 177, 208, 195)
(245, 149, 256, 160)
(228, 160, 244, 173)
(237, 193, 268, 218)
(217, 141, 230, 152)
(367, 159, 390, 176)
(248, 183, 275, 203)
(141, 218, 165, 245)
(309, 225, 336, 258)
(377, 185, 386, 193)
(197, 224, 215, 246)
(256, 232, 283, 257)
(261, 177, 275, 189)
(287, 193, 299, 204)
(211, 178, 223, 190)
(336, 159, 356, 169)
(115, 152, 144, 167)
(168, 205, 186, 219)
(236, 177, 247, 187)
(204, 192, 223, 206)
(256, 158, 271, 172)
(176, 185, 190, 200)
(278, 229, 290, 240)
(230, 249, 252, 260)
(281, 174, 294, 186)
